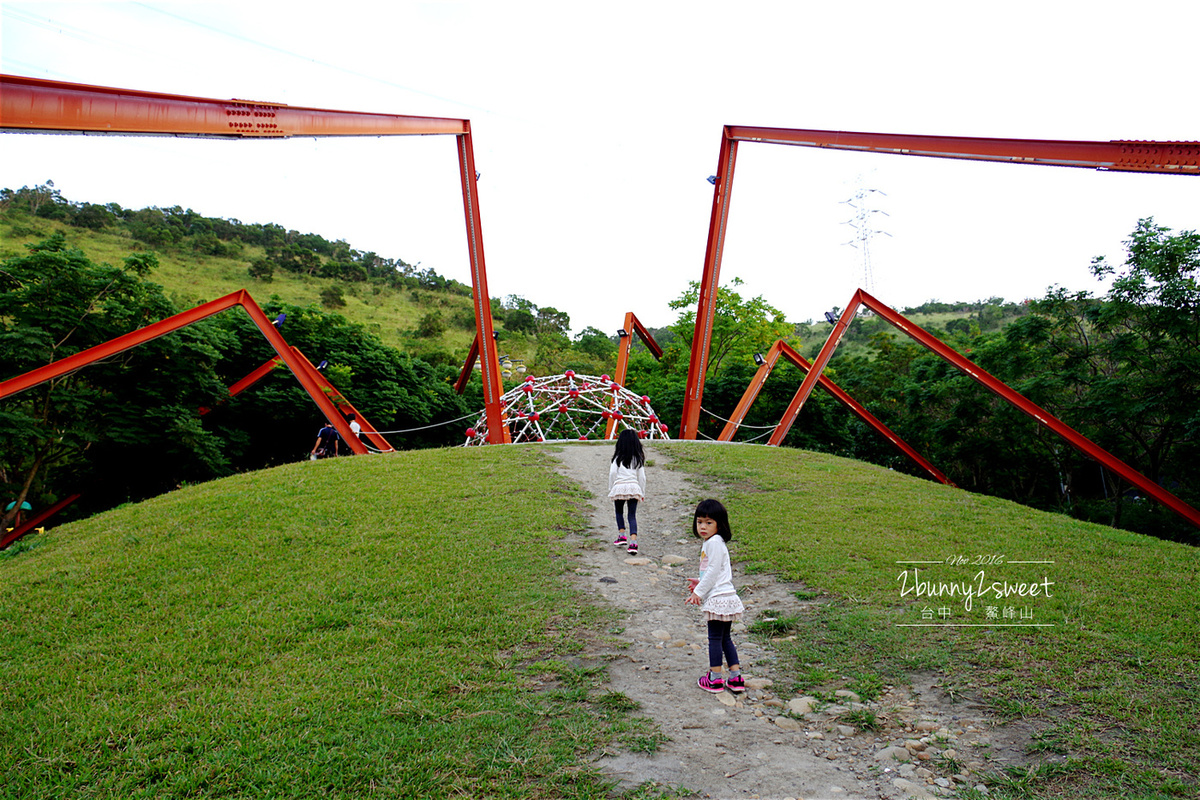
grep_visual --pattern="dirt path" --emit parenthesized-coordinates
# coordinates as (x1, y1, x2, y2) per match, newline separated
(547, 442, 1012, 800)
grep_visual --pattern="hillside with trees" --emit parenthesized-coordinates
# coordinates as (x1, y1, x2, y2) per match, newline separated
(1, 184, 1196, 543)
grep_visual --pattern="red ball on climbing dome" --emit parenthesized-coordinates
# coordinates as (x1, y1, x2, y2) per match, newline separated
(614, 412, 624, 420)
(569, 389, 580, 398)
(638, 430, 647, 439)
(648, 415, 658, 424)
(530, 412, 540, 421)
(659, 423, 668, 433)
(466, 428, 476, 437)
(610, 382, 620, 392)
(564, 369, 575, 378)
(600, 374, 610, 382)
(578, 436, 587, 441)
(558, 405, 569, 413)
(641, 395, 650, 404)
(522, 384, 533, 393)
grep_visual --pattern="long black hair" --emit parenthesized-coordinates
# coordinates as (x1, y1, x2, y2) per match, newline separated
(693, 498, 732, 542)
(611, 428, 645, 469)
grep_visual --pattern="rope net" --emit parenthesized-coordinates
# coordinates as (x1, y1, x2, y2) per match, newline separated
(462, 371, 670, 446)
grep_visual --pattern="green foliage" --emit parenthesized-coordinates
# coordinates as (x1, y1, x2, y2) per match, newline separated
(319, 284, 346, 308)
(246, 256, 275, 281)
(0, 234, 229, 526)
(416, 309, 446, 338)
(665, 277, 794, 377)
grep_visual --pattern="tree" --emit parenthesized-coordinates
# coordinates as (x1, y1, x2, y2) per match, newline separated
(0, 235, 227, 527)
(536, 306, 571, 338)
(416, 311, 446, 338)
(1026, 219, 1200, 534)
(574, 327, 617, 362)
(320, 285, 346, 308)
(247, 258, 275, 282)
(666, 277, 794, 378)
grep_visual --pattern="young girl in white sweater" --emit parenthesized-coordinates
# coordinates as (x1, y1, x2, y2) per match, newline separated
(686, 499, 746, 693)
(608, 429, 646, 554)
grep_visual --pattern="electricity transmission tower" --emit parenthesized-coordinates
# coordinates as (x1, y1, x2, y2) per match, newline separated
(841, 184, 890, 293)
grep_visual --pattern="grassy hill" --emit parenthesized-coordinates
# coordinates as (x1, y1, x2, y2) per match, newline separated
(0, 211, 536, 367)
(2, 443, 1194, 799)
(0, 205, 1017, 372)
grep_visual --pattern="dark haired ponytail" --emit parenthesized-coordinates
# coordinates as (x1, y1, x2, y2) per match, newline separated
(611, 428, 645, 469)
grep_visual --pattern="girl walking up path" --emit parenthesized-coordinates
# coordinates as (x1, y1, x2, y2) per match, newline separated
(548, 442, 1004, 800)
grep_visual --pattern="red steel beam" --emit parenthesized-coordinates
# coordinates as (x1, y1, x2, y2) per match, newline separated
(0, 290, 367, 454)
(0, 493, 81, 550)
(454, 334, 483, 395)
(680, 132, 739, 439)
(1, 74, 507, 444)
(287, 348, 394, 453)
(456, 128, 509, 444)
(680, 125, 1200, 442)
(725, 126, 1200, 174)
(614, 311, 663, 386)
(198, 357, 283, 415)
(0, 74, 466, 137)
(770, 289, 1200, 528)
(718, 340, 952, 485)
(607, 312, 664, 439)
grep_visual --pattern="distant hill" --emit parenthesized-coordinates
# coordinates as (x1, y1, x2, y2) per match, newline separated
(0, 185, 537, 369)
(1, 184, 1027, 371)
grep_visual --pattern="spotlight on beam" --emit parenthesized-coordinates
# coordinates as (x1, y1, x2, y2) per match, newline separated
(753, 352, 766, 366)
(706, 175, 717, 185)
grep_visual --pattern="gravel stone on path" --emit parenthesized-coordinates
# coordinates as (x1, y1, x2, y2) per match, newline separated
(547, 442, 1032, 799)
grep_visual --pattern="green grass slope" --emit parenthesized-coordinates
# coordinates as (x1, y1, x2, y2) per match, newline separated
(0, 215, 507, 362)
(2, 443, 1196, 799)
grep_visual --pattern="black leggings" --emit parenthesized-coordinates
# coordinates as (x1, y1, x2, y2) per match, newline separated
(707, 619, 739, 669)
(614, 499, 638, 536)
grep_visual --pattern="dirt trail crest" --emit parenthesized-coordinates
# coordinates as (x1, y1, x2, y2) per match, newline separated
(547, 442, 1004, 800)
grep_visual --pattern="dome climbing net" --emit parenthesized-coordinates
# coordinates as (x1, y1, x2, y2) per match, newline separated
(463, 371, 670, 445)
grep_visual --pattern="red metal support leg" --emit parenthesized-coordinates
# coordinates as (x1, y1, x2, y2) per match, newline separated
(719, 340, 951, 485)
(288, 348, 393, 453)
(762, 289, 1199, 528)
(457, 129, 509, 444)
(768, 292, 864, 446)
(454, 333, 482, 395)
(0, 493, 80, 550)
(680, 130, 738, 440)
(0, 290, 367, 454)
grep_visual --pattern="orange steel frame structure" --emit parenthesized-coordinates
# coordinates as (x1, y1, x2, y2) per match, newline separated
(718, 338, 952, 486)
(199, 348, 394, 454)
(0, 289, 378, 455)
(604, 312, 663, 439)
(686, 126, 1200, 528)
(3, 75, 1197, 525)
(0, 74, 510, 443)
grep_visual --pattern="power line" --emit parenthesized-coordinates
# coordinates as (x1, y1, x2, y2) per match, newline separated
(132, 3, 498, 116)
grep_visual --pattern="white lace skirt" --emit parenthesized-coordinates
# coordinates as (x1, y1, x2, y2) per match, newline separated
(702, 592, 744, 621)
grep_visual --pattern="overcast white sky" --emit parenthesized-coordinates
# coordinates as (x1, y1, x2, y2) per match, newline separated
(2, 1, 1197, 337)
